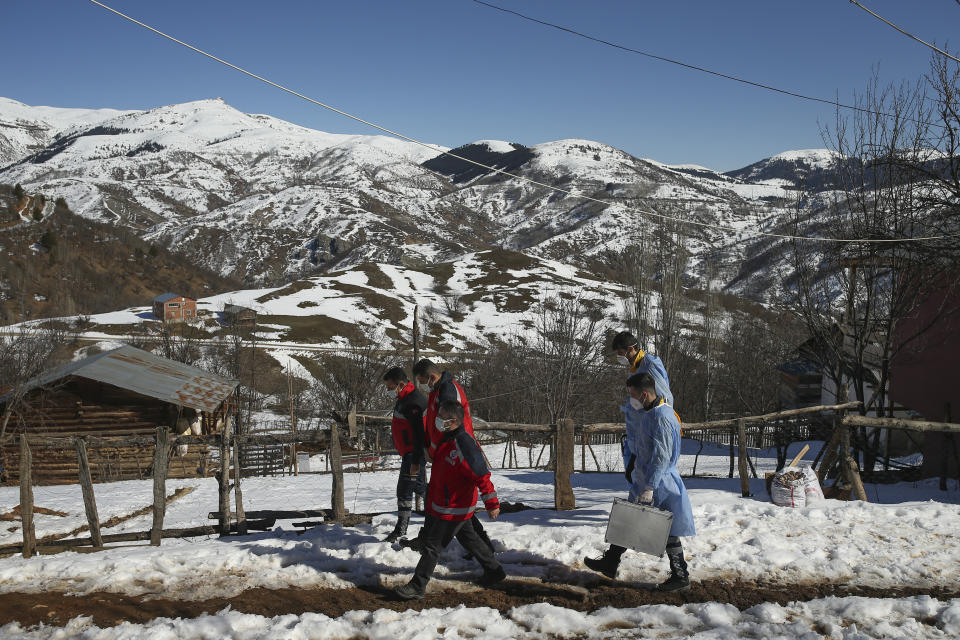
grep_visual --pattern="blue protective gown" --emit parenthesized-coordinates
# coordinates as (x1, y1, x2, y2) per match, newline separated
(621, 352, 674, 470)
(625, 399, 696, 537)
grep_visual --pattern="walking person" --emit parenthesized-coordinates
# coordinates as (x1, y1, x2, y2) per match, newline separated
(611, 332, 675, 521)
(413, 358, 495, 554)
(382, 367, 427, 543)
(394, 400, 505, 600)
(585, 372, 695, 591)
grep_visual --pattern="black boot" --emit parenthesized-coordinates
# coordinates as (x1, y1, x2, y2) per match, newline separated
(657, 546, 690, 592)
(584, 545, 626, 579)
(385, 513, 410, 543)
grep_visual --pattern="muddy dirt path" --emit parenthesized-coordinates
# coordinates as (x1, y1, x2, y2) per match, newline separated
(3, 579, 958, 629)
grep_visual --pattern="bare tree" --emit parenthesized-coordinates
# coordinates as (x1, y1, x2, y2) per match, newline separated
(0, 327, 72, 443)
(308, 330, 397, 417)
(653, 213, 689, 367)
(789, 57, 960, 471)
(529, 294, 606, 423)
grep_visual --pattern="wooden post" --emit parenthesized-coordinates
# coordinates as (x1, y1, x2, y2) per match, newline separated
(737, 419, 751, 497)
(839, 422, 868, 501)
(151, 427, 170, 546)
(288, 365, 298, 476)
(74, 438, 103, 547)
(348, 406, 358, 439)
(581, 429, 586, 472)
(330, 424, 346, 520)
(231, 424, 247, 536)
(817, 420, 843, 484)
(412, 303, 420, 377)
(728, 426, 735, 478)
(554, 418, 575, 510)
(218, 427, 231, 536)
(19, 437, 35, 559)
(942, 403, 953, 491)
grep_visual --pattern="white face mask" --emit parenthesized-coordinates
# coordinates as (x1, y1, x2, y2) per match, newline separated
(435, 416, 453, 431)
(629, 397, 643, 410)
(616, 355, 631, 366)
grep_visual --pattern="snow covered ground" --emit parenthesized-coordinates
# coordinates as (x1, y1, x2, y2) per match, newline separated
(1, 441, 958, 638)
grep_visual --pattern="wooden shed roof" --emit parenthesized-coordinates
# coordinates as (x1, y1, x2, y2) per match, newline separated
(0, 346, 238, 412)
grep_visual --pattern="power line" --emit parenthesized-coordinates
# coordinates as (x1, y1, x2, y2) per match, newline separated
(85, 0, 955, 245)
(848, 0, 960, 65)
(469, 0, 919, 123)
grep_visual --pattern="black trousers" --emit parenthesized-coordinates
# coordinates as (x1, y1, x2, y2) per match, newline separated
(411, 514, 501, 590)
(396, 452, 427, 516)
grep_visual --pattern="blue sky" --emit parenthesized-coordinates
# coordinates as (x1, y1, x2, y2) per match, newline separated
(3, 1, 957, 171)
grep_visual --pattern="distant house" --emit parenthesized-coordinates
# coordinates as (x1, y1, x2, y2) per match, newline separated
(777, 357, 822, 409)
(0, 346, 238, 486)
(153, 293, 197, 323)
(222, 304, 257, 327)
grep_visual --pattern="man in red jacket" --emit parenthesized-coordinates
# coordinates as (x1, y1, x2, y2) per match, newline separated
(394, 400, 505, 600)
(382, 367, 427, 542)
(413, 358, 474, 459)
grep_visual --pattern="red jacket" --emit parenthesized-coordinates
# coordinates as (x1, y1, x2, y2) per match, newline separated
(391, 381, 427, 462)
(427, 427, 499, 521)
(424, 371, 473, 458)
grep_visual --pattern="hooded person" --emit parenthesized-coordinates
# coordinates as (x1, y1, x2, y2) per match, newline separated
(382, 366, 428, 543)
(584, 371, 695, 592)
(412, 358, 495, 556)
(393, 400, 505, 600)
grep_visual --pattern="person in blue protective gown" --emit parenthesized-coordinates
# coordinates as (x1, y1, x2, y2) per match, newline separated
(609, 331, 673, 486)
(584, 371, 695, 592)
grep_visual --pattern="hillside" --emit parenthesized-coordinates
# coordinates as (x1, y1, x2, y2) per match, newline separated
(0, 183, 241, 324)
(52, 248, 624, 353)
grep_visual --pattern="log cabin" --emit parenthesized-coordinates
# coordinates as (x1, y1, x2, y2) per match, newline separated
(0, 345, 238, 486)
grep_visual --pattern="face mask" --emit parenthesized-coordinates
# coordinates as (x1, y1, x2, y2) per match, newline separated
(629, 397, 643, 410)
(435, 416, 453, 431)
(616, 355, 631, 366)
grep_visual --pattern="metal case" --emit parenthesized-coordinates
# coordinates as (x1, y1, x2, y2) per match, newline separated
(604, 498, 674, 556)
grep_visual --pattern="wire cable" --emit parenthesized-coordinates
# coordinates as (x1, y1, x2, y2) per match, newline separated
(470, 0, 930, 125)
(86, 0, 956, 245)
(848, 0, 960, 65)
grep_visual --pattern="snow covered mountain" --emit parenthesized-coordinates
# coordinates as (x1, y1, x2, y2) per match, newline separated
(0, 96, 826, 301)
(724, 149, 841, 191)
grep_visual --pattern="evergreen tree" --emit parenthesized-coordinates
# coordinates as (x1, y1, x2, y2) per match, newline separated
(14, 183, 25, 199)
(39, 229, 57, 251)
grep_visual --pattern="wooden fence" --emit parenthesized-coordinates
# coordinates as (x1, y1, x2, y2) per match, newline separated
(8, 401, 959, 559)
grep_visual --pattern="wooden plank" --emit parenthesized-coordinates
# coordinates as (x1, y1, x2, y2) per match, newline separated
(330, 425, 345, 520)
(74, 438, 102, 547)
(207, 509, 329, 520)
(19, 438, 35, 559)
(737, 419, 751, 497)
(843, 414, 960, 434)
(151, 427, 170, 546)
(0, 520, 278, 555)
(788, 444, 811, 468)
(554, 418, 575, 510)
(583, 401, 864, 434)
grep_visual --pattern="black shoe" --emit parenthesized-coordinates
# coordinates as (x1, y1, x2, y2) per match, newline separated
(385, 530, 403, 543)
(584, 555, 619, 579)
(476, 566, 506, 587)
(399, 536, 423, 552)
(656, 574, 690, 592)
(394, 582, 425, 600)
